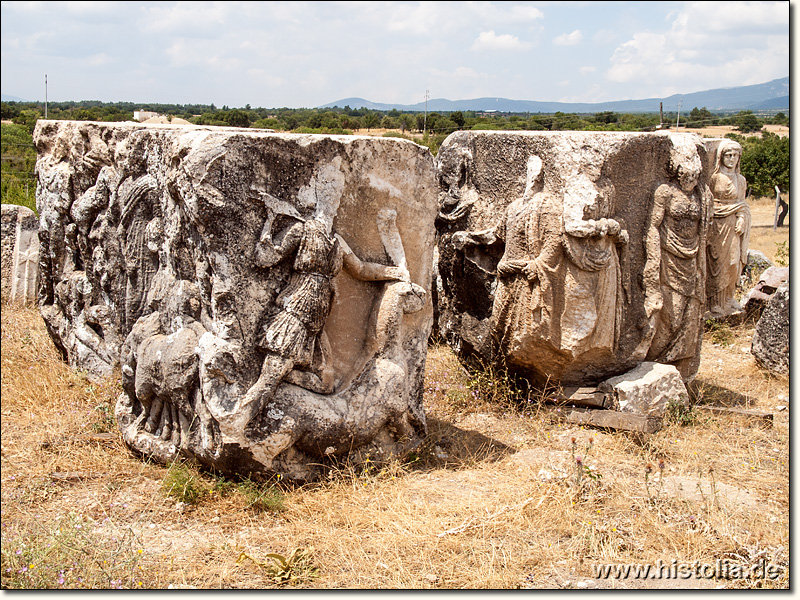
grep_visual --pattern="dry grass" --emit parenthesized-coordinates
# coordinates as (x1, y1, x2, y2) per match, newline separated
(747, 195, 790, 264)
(1, 219, 789, 589)
(681, 124, 789, 139)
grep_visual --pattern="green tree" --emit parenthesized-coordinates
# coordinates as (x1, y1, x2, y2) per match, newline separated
(363, 111, 381, 130)
(729, 132, 790, 196)
(225, 109, 250, 127)
(398, 114, 414, 132)
(450, 111, 465, 128)
(734, 110, 762, 134)
(685, 106, 714, 128)
(12, 109, 41, 133)
(1, 123, 37, 212)
(772, 112, 788, 125)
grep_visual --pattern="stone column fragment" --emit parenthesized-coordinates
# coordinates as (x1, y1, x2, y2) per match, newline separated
(1, 204, 39, 305)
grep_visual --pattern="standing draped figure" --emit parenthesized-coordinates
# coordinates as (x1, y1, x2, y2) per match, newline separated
(706, 139, 750, 316)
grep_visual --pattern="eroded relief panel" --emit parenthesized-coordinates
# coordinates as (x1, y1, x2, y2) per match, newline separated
(435, 131, 712, 384)
(34, 121, 437, 480)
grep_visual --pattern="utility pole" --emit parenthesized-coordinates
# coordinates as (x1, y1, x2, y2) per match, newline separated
(659, 102, 664, 128)
(676, 99, 682, 129)
(45, 74, 48, 118)
(424, 90, 429, 136)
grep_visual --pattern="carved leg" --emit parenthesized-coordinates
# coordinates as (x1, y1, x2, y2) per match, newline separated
(238, 354, 294, 425)
(170, 403, 181, 447)
(159, 400, 172, 441)
(144, 397, 163, 434)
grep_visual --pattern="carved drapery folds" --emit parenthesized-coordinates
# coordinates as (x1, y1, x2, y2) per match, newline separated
(34, 121, 437, 480)
(435, 131, 713, 385)
(705, 139, 751, 317)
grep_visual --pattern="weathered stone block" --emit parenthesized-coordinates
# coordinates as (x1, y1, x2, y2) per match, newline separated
(751, 282, 789, 375)
(742, 265, 788, 317)
(435, 130, 713, 385)
(1, 204, 39, 304)
(34, 120, 438, 480)
(600, 361, 689, 418)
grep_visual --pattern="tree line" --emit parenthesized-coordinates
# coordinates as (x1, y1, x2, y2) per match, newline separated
(1, 101, 789, 212)
(1, 99, 787, 136)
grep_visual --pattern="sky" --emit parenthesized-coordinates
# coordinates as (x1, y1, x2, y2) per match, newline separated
(0, 1, 791, 109)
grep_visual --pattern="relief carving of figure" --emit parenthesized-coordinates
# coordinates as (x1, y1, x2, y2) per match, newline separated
(238, 196, 409, 431)
(643, 140, 711, 377)
(478, 157, 562, 355)
(452, 155, 628, 378)
(559, 166, 628, 358)
(117, 175, 161, 330)
(706, 139, 750, 316)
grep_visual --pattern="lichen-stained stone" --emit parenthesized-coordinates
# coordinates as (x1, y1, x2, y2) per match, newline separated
(34, 121, 438, 480)
(435, 130, 712, 385)
(751, 282, 789, 376)
(1, 204, 39, 304)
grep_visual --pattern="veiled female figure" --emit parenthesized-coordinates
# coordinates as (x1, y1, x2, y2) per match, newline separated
(706, 139, 750, 316)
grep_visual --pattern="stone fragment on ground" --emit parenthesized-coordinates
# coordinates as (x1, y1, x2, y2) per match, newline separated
(601, 362, 688, 418)
(751, 282, 789, 375)
(742, 266, 789, 317)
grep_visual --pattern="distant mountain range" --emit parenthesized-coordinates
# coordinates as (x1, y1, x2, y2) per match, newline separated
(3, 77, 788, 113)
(320, 77, 789, 114)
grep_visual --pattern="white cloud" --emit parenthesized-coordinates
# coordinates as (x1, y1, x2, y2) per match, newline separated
(471, 30, 531, 51)
(606, 0, 788, 95)
(553, 29, 582, 46)
(86, 53, 112, 66)
(579, 66, 596, 75)
(453, 66, 482, 79)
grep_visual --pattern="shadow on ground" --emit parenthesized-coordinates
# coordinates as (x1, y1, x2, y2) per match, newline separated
(688, 378, 754, 408)
(407, 417, 516, 471)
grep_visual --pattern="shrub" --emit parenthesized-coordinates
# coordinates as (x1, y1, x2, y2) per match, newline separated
(161, 462, 208, 505)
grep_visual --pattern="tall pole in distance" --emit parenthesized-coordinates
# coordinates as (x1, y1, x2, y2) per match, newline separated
(424, 90, 429, 137)
(45, 74, 48, 118)
(676, 99, 682, 129)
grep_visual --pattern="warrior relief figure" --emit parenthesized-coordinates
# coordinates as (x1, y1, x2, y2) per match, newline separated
(238, 195, 409, 430)
(706, 139, 750, 316)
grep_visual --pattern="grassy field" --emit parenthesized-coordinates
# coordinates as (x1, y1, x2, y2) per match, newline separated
(0, 198, 789, 589)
